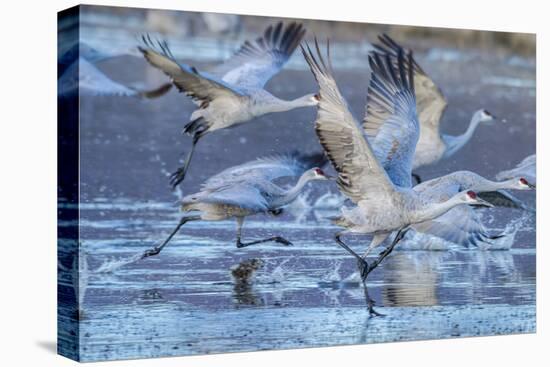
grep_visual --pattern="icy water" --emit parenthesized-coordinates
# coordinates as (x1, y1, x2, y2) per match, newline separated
(58, 12, 536, 362)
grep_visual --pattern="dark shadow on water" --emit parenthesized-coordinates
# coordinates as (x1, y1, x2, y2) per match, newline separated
(36, 340, 57, 354)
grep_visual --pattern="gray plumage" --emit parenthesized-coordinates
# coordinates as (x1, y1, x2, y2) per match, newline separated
(369, 37, 534, 249)
(138, 23, 318, 187)
(140, 152, 330, 259)
(411, 171, 535, 248)
(496, 154, 536, 184)
(58, 42, 172, 98)
(302, 40, 493, 316)
(183, 152, 328, 217)
(373, 34, 494, 172)
(302, 40, 491, 257)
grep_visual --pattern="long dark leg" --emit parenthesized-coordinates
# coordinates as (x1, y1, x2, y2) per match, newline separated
(412, 173, 422, 185)
(335, 233, 380, 315)
(367, 228, 409, 275)
(361, 277, 384, 317)
(235, 217, 293, 248)
(141, 215, 201, 259)
(169, 135, 200, 188)
(335, 232, 369, 278)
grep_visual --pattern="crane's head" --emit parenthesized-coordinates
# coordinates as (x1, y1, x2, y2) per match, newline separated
(303, 93, 320, 106)
(516, 177, 536, 190)
(307, 167, 332, 181)
(461, 190, 494, 208)
(475, 109, 496, 124)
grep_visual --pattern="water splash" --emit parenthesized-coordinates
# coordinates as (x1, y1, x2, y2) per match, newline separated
(284, 188, 346, 223)
(399, 210, 533, 251)
(342, 271, 360, 284)
(285, 189, 314, 223)
(313, 192, 346, 210)
(94, 252, 145, 273)
(476, 211, 532, 251)
(322, 259, 344, 282)
(58, 246, 91, 315)
(256, 258, 291, 284)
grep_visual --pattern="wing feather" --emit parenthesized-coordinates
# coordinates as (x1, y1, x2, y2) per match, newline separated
(478, 190, 533, 211)
(138, 35, 244, 106)
(412, 206, 502, 248)
(301, 40, 395, 203)
(210, 22, 306, 88)
(203, 152, 326, 189)
(372, 34, 448, 141)
(363, 43, 420, 188)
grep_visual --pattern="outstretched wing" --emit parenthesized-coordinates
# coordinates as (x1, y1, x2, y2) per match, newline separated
(210, 22, 306, 88)
(138, 35, 245, 107)
(373, 34, 448, 142)
(478, 190, 534, 212)
(413, 181, 501, 248)
(203, 152, 326, 189)
(301, 40, 395, 204)
(412, 206, 502, 248)
(363, 42, 420, 188)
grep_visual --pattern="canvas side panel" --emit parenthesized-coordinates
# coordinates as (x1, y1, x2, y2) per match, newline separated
(57, 5, 81, 362)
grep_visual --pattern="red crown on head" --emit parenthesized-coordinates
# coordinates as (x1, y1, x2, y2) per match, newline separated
(467, 191, 477, 199)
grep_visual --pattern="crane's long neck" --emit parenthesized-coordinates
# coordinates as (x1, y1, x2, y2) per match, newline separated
(472, 178, 516, 192)
(271, 173, 312, 208)
(440, 171, 515, 193)
(268, 94, 316, 113)
(413, 196, 467, 224)
(443, 113, 482, 158)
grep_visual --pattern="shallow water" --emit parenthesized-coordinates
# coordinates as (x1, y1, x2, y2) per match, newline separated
(58, 8, 536, 363)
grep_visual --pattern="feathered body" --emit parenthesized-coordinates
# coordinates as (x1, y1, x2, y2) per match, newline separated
(139, 23, 318, 187)
(369, 37, 533, 249)
(372, 34, 494, 172)
(409, 171, 534, 247)
(180, 153, 328, 221)
(334, 188, 470, 234)
(301, 40, 493, 315)
(140, 152, 329, 260)
(301, 40, 491, 257)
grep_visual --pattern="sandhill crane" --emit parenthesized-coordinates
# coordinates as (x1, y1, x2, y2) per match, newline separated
(373, 35, 495, 183)
(367, 39, 535, 249)
(301, 41, 493, 315)
(496, 154, 536, 184)
(410, 171, 535, 248)
(58, 42, 172, 98)
(138, 22, 319, 188)
(140, 152, 330, 259)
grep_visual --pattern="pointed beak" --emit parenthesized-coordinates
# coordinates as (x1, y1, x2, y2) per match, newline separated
(528, 182, 536, 189)
(324, 174, 337, 181)
(473, 197, 494, 208)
